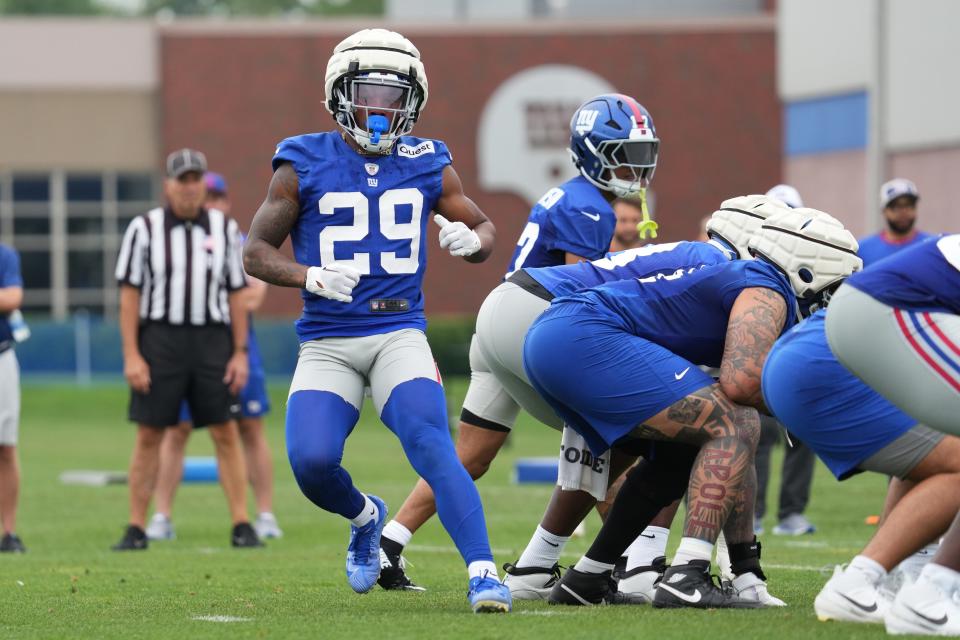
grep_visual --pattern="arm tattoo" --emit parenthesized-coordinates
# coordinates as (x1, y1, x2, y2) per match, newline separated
(720, 288, 787, 410)
(243, 164, 308, 288)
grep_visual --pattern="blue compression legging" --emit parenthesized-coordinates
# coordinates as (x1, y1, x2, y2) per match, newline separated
(286, 378, 493, 565)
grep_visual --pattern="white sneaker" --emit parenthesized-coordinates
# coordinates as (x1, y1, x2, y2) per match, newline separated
(145, 513, 175, 541)
(254, 512, 283, 539)
(730, 572, 787, 607)
(502, 562, 561, 600)
(886, 577, 960, 635)
(616, 568, 660, 604)
(814, 565, 886, 623)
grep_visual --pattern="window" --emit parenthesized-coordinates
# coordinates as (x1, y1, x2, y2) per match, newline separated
(0, 171, 159, 317)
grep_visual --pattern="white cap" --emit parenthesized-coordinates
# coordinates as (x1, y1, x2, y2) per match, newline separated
(880, 178, 919, 209)
(765, 184, 804, 209)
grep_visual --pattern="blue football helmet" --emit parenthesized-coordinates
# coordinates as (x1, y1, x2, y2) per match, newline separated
(569, 94, 659, 198)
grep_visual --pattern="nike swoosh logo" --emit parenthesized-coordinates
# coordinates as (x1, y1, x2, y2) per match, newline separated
(541, 537, 560, 547)
(639, 533, 656, 539)
(839, 592, 878, 613)
(906, 605, 948, 626)
(674, 367, 690, 380)
(560, 583, 595, 606)
(658, 583, 702, 603)
(580, 211, 601, 221)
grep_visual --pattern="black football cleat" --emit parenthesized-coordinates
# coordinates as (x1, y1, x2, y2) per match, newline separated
(231, 522, 264, 548)
(378, 550, 426, 591)
(0, 533, 26, 553)
(653, 560, 763, 609)
(548, 567, 641, 606)
(112, 525, 148, 551)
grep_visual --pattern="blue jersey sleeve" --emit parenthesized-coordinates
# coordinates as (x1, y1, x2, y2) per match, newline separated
(272, 137, 312, 200)
(0, 246, 23, 288)
(546, 204, 616, 260)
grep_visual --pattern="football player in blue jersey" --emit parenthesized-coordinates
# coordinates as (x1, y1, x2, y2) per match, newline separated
(378, 94, 661, 589)
(524, 209, 861, 608)
(378, 194, 788, 595)
(242, 28, 510, 613)
(764, 235, 960, 632)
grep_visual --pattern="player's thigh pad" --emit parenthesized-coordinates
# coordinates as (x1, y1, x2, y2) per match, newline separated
(859, 424, 946, 479)
(0, 350, 20, 445)
(368, 329, 443, 416)
(475, 282, 560, 429)
(461, 333, 520, 431)
(289, 338, 367, 411)
(826, 285, 960, 435)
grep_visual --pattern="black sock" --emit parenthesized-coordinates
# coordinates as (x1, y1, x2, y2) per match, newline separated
(381, 535, 404, 558)
(584, 462, 665, 565)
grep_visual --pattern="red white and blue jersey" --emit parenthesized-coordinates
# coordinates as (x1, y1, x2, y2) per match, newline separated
(273, 132, 451, 341)
(504, 176, 616, 277)
(524, 240, 734, 299)
(847, 234, 960, 315)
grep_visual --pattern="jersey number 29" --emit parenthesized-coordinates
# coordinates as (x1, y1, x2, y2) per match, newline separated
(317, 189, 423, 275)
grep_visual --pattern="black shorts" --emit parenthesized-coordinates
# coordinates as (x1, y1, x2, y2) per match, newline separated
(129, 323, 240, 429)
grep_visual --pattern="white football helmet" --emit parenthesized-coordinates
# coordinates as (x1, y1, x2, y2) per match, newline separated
(706, 195, 791, 259)
(325, 29, 428, 154)
(748, 208, 862, 318)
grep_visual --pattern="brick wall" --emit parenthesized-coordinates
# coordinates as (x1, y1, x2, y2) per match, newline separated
(161, 22, 778, 316)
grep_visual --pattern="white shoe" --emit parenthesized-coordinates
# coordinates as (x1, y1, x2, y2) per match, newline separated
(730, 572, 787, 607)
(145, 513, 175, 541)
(502, 562, 561, 600)
(254, 512, 283, 539)
(886, 577, 960, 635)
(616, 568, 660, 604)
(814, 565, 886, 623)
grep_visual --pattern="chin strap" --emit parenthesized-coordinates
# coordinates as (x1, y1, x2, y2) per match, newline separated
(636, 187, 659, 240)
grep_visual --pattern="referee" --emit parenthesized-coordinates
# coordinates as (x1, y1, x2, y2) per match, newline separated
(112, 148, 261, 550)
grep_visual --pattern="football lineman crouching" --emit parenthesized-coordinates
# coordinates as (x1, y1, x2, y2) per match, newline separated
(524, 209, 861, 608)
(764, 234, 960, 633)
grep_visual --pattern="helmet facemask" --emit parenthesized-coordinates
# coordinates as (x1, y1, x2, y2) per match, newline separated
(333, 70, 423, 154)
(584, 136, 659, 198)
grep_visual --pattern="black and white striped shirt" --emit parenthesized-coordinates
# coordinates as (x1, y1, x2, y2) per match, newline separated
(115, 207, 246, 325)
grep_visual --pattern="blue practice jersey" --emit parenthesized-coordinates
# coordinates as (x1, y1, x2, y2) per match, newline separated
(848, 234, 960, 315)
(858, 230, 933, 267)
(0, 244, 23, 352)
(273, 132, 451, 340)
(524, 240, 734, 299)
(505, 176, 616, 276)
(558, 260, 797, 368)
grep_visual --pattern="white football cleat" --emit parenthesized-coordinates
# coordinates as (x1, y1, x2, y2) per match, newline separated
(145, 513, 175, 541)
(815, 565, 886, 623)
(730, 571, 787, 607)
(502, 562, 561, 600)
(886, 576, 960, 635)
(254, 512, 284, 539)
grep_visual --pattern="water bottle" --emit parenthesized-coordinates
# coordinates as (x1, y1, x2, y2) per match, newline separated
(9, 309, 30, 343)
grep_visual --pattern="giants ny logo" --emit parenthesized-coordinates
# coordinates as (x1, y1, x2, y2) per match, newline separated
(574, 109, 600, 135)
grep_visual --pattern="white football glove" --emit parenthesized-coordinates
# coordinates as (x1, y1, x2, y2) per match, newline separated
(304, 264, 361, 303)
(434, 214, 481, 257)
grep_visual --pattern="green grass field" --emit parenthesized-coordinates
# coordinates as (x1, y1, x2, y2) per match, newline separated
(0, 380, 899, 639)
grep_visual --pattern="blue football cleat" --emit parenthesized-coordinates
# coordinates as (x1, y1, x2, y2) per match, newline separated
(468, 575, 513, 613)
(346, 495, 388, 594)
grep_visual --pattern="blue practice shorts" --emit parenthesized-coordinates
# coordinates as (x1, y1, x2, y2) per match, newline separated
(523, 302, 715, 456)
(762, 313, 917, 480)
(179, 369, 271, 424)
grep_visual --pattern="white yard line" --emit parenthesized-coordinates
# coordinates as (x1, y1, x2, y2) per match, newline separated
(191, 615, 252, 623)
